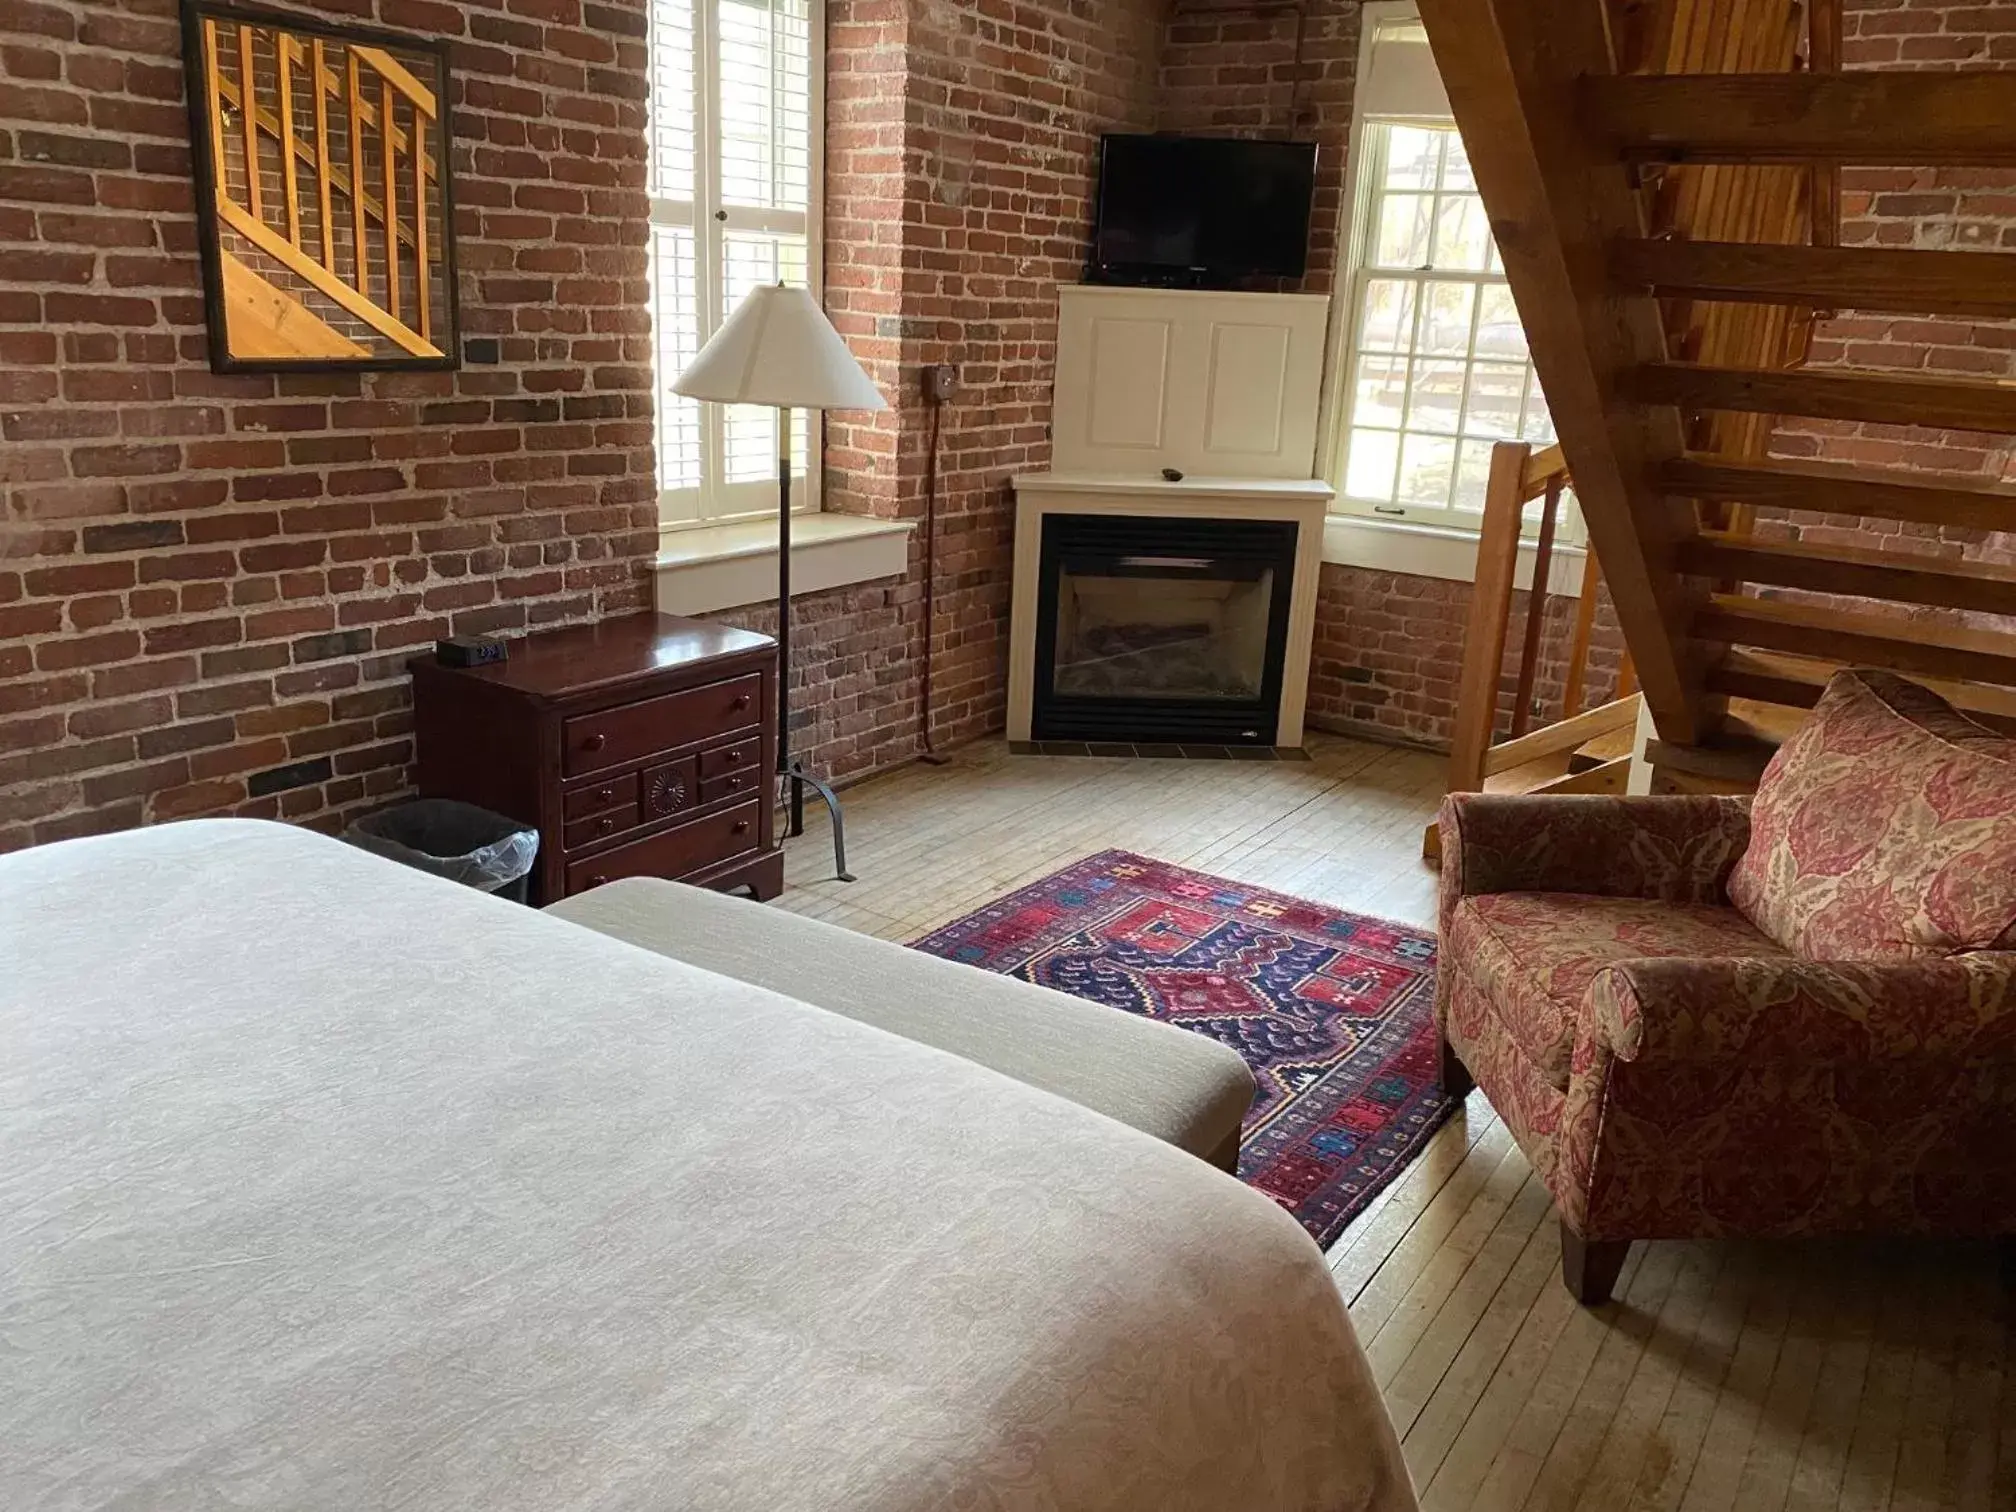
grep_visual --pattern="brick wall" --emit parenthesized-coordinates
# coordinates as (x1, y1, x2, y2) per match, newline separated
(754, 0, 1166, 781)
(0, 0, 657, 851)
(1763, 0, 2016, 633)
(1156, 0, 1359, 292)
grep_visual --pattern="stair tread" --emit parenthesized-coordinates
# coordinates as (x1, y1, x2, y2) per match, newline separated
(1693, 531, 2016, 580)
(1659, 453, 2016, 532)
(1708, 647, 2016, 733)
(1633, 363, 2016, 432)
(1700, 593, 2016, 688)
(1586, 71, 2016, 166)
(1681, 530, 2016, 615)
(1613, 240, 2016, 321)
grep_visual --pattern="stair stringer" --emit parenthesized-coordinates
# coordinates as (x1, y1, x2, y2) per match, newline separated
(1418, 0, 1712, 746)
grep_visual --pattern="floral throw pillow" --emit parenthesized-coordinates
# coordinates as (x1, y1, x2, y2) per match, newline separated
(1727, 668, 2016, 961)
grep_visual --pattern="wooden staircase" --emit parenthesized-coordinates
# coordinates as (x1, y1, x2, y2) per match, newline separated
(1417, 0, 2016, 769)
(200, 18, 442, 360)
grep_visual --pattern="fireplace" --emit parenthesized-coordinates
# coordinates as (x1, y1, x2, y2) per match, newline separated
(1007, 477, 1330, 750)
(1032, 513, 1300, 745)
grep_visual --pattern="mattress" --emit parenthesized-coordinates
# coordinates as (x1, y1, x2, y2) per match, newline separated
(0, 819, 1415, 1512)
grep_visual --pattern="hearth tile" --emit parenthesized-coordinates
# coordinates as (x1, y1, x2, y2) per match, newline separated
(1008, 741, 1038, 755)
(1274, 747, 1312, 762)
(1135, 744, 1187, 759)
(1228, 746, 1278, 761)
(1034, 741, 1093, 757)
(1086, 742, 1136, 758)
(1179, 744, 1231, 759)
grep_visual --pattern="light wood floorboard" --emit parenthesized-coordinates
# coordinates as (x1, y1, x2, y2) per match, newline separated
(777, 736, 2011, 1512)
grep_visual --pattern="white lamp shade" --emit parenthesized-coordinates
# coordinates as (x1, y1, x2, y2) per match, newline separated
(673, 284, 888, 412)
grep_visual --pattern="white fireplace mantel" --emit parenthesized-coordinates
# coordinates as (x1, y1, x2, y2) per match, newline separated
(1006, 472, 1333, 748)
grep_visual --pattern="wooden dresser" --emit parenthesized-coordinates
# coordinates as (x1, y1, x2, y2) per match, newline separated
(412, 613, 783, 904)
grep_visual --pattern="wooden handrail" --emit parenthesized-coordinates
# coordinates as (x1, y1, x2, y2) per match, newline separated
(1444, 440, 1636, 797)
(279, 34, 436, 177)
(352, 44, 438, 115)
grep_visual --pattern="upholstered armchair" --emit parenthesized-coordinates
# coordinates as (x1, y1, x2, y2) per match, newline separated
(1435, 671, 2016, 1304)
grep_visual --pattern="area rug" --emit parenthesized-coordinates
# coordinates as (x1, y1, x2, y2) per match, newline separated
(913, 850, 1457, 1248)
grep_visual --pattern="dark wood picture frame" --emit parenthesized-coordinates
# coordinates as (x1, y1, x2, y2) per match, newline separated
(180, 0, 460, 374)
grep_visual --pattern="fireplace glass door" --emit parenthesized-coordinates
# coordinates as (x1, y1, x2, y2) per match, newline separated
(1032, 514, 1297, 744)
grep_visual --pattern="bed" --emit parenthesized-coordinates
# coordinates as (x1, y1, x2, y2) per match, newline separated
(0, 819, 1416, 1511)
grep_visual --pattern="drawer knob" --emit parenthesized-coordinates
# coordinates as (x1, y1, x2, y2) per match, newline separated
(732, 820, 749, 834)
(596, 787, 614, 805)
(588, 874, 608, 888)
(726, 775, 744, 790)
(583, 733, 607, 753)
(725, 749, 743, 764)
(731, 695, 750, 710)
(597, 816, 616, 834)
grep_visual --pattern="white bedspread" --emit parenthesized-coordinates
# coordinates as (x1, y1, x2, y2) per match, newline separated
(1, 820, 1414, 1512)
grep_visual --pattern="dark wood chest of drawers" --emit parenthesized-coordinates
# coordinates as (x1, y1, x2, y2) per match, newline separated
(412, 613, 783, 904)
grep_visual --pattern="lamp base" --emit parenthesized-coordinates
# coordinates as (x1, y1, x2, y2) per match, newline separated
(785, 759, 855, 883)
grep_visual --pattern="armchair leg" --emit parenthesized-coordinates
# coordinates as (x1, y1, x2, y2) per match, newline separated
(1439, 1034, 1475, 1099)
(1560, 1222, 1630, 1306)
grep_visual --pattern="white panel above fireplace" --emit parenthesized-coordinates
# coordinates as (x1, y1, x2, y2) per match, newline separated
(1086, 318, 1171, 449)
(1051, 286, 1332, 479)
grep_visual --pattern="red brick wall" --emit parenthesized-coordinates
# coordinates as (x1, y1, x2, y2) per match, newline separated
(1763, 0, 2016, 633)
(741, 0, 1167, 781)
(0, 0, 657, 851)
(1156, 0, 1359, 293)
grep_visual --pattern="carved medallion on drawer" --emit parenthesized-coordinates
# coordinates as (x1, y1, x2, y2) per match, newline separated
(643, 756, 699, 819)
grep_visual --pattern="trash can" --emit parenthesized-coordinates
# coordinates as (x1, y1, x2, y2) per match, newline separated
(344, 799, 540, 902)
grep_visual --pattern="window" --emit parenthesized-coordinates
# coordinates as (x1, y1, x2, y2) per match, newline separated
(1329, 11, 1573, 537)
(649, 0, 819, 529)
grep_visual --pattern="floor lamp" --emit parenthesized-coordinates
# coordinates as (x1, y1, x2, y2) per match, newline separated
(673, 283, 889, 883)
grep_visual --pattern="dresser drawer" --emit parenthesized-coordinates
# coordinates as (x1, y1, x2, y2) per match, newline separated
(561, 673, 762, 777)
(563, 803, 639, 852)
(698, 769, 760, 808)
(564, 799, 761, 895)
(563, 772, 639, 821)
(699, 737, 761, 780)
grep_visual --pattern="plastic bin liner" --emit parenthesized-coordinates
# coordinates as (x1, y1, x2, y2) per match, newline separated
(344, 799, 539, 893)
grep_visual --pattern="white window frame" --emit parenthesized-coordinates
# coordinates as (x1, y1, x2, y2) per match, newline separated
(648, 0, 825, 534)
(1320, 2, 1581, 547)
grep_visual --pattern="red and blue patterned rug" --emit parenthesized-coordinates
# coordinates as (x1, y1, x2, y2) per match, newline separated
(913, 849, 1457, 1249)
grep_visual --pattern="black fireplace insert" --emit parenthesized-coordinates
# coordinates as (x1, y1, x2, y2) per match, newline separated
(1031, 512, 1298, 745)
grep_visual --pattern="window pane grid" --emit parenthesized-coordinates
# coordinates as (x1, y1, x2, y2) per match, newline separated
(648, 0, 696, 204)
(648, 0, 819, 528)
(650, 224, 702, 496)
(718, 0, 810, 213)
(1341, 120, 1554, 522)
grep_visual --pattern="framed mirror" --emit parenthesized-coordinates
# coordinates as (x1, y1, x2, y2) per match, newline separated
(181, 1, 459, 372)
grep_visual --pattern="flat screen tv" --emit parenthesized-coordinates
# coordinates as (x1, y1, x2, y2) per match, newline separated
(1090, 135, 1318, 285)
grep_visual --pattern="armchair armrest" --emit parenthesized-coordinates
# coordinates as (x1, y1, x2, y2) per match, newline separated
(1588, 951, 2016, 1065)
(1439, 792, 1751, 907)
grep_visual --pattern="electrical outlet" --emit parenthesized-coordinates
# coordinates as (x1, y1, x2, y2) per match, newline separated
(924, 363, 959, 403)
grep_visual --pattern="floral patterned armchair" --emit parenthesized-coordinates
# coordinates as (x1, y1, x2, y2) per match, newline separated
(1435, 671, 2016, 1304)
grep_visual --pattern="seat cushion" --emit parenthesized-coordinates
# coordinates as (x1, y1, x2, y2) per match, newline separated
(1448, 892, 1788, 1089)
(1729, 669, 2016, 961)
(546, 878, 1257, 1166)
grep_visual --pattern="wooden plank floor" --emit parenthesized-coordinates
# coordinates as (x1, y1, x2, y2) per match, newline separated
(776, 735, 2013, 1512)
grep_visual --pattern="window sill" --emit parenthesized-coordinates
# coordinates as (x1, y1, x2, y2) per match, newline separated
(1321, 512, 1585, 595)
(653, 512, 914, 616)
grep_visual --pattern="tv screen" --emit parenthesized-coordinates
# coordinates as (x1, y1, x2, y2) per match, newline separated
(1092, 135, 1317, 283)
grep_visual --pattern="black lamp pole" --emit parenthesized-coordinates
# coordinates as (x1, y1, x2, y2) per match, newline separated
(775, 403, 854, 883)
